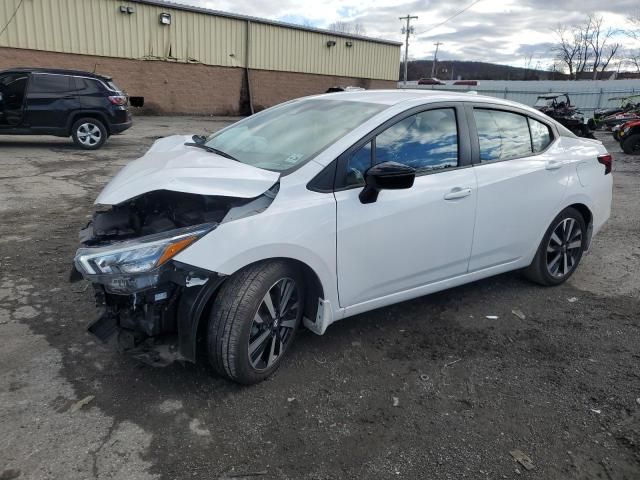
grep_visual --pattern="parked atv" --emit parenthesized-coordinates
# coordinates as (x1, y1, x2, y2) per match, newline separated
(617, 119, 640, 155)
(534, 93, 594, 138)
(600, 108, 640, 131)
(589, 94, 640, 130)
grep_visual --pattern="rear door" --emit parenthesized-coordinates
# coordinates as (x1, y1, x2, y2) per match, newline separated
(335, 104, 478, 307)
(25, 73, 80, 131)
(467, 105, 569, 271)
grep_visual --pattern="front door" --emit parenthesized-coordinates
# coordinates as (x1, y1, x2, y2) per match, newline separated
(0, 72, 29, 128)
(335, 105, 478, 308)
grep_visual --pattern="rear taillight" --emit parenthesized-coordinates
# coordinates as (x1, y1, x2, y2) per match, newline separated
(597, 153, 612, 175)
(108, 95, 127, 106)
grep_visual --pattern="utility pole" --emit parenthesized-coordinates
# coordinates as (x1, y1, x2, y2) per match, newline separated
(431, 42, 443, 77)
(399, 14, 418, 87)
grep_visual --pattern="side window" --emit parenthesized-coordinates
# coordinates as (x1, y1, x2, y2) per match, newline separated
(529, 117, 553, 152)
(375, 108, 458, 172)
(345, 141, 372, 187)
(29, 74, 72, 94)
(474, 109, 531, 162)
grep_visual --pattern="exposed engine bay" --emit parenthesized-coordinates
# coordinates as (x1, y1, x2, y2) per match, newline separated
(80, 190, 248, 246)
(73, 185, 279, 364)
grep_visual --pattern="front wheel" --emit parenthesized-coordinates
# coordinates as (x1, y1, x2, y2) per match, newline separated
(621, 134, 640, 155)
(524, 207, 587, 286)
(71, 117, 107, 150)
(207, 261, 304, 384)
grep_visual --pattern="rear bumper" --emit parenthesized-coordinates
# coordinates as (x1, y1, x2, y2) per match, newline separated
(110, 118, 132, 134)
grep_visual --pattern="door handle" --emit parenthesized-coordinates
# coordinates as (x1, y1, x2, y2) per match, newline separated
(444, 187, 472, 200)
(545, 160, 564, 170)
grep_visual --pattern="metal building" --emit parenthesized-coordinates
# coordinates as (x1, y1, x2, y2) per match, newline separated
(0, 0, 401, 114)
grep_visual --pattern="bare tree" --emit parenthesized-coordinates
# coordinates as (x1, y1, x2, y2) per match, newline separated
(553, 15, 621, 80)
(553, 23, 590, 79)
(588, 15, 621, 79)
(328, 21, 366, 36)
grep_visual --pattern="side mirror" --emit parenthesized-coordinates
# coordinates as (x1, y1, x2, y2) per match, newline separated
(192, 134, 207, 145)
(359, 161, 416, 204)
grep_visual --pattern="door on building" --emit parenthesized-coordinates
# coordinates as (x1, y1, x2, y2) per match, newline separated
(0, 72, 30, 128)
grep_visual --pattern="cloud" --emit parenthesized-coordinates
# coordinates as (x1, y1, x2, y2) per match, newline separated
(172, 0, 640, 67)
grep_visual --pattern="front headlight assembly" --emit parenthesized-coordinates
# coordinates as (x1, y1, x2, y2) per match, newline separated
(74, 223, 216, 293)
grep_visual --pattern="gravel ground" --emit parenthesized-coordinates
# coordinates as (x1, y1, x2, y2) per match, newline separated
(0, 117, 638, 480)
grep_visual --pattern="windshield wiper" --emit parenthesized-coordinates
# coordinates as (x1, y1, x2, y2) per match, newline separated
(184, 142, 239, 162)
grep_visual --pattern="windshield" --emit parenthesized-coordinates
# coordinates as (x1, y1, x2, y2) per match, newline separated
(205, 98, 387, 171)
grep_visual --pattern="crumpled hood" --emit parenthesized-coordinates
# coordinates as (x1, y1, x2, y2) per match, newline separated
(96, 135, 280, 205)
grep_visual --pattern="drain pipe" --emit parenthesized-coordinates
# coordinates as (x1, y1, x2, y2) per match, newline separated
(245, 20, 254, 114)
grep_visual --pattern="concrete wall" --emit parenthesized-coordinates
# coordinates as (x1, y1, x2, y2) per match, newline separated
(0, 47, 396, 115)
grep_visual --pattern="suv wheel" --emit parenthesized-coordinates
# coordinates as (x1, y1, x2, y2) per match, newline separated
(621, 133, 640, 155)
(71, 118, 107, 150)
(524, 207, 587, 286)
(208, 261, 304, 384)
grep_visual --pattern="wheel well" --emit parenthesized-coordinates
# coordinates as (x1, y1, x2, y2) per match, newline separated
(568, 203, 592, 227)
(194, 258, 325, 359)
(69, 112, 110, 135)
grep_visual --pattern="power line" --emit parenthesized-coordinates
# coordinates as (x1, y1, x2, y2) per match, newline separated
(0, 0, 24, 39)
(399, 15, 418, 86)
(415, 0, 482, 36)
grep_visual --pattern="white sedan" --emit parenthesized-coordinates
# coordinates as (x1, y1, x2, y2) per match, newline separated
(73, 90, 613, 384)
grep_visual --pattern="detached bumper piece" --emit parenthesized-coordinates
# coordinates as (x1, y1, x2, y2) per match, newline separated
(85, 263, 225, 365)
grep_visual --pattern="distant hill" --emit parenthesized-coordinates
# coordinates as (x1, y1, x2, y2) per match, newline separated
(403, 60, 569, 81)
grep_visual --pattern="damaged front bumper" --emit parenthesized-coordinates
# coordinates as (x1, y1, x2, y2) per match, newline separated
(73, 223, 224, 364)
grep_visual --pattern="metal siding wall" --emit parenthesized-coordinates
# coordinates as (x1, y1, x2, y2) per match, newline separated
(248, 23, 398, 80)
(0, 0, 399, 80)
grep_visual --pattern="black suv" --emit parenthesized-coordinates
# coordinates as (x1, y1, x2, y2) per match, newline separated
(0, 68, 132, 149)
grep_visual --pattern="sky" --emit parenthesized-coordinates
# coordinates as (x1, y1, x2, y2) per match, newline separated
(173, 0, 639, 70)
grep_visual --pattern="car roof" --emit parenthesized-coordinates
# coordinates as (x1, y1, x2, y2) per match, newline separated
(0, 67, 112, 81)
(317, 89, 540, 111)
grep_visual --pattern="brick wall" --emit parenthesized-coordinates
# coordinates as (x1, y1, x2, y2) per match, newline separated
(0, 47, 396, 115)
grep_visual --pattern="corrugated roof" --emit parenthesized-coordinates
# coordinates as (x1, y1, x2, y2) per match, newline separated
(130, 0, 403, 46)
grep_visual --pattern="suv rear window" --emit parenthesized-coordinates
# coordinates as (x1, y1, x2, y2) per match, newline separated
(29, 74, 73, 93)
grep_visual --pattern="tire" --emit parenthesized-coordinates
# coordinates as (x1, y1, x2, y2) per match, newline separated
(613, 131, 621, 142)
(71, 117, 107, 150)
(621, 133, 640, 155)
(207, 261, 304, 384)
(523, 207, 587, 286)
(587, 118, 597, 131)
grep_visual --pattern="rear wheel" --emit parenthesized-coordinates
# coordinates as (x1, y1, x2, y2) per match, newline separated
(524, 208, 586, 286)
(207, 261, 304, 384)
(71, 117, 107, 150)
(621, 133, 640, 155)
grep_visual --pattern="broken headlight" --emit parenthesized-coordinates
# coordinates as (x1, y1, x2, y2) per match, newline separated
(74, 223, 216, 293)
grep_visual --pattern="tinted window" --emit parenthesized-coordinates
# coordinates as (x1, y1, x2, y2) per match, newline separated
(29, 74, 72, 93)
(474, 109, 531, 161)
(529, 117, 553, 152)
(375, 108, 458, 172)
(74, 78, 104, 94)
(345, 141, 372, 187)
